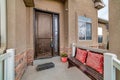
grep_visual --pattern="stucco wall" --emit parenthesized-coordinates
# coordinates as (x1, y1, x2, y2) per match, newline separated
(109, 0, 120, 80)
(109, 0, 120, 58)
(68, 0, 98, 47)
(15, 0, 27, 54)
(64, 0, 69, 47)
(7, 0, 16, 49)
(7, 0, 28, 54)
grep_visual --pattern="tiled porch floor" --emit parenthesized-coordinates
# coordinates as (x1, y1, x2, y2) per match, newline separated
(21, 57, 91, 80)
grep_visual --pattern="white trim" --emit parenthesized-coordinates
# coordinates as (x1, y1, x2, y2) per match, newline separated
(0, 0, 7, 48)
(0, 49, 15, 80)
(104, 53, 116, 80)
(104, 53, 120, 80)
(0, 0, 7, 80)
(113, 57, 120, 71)
(72, 43, 76, 57)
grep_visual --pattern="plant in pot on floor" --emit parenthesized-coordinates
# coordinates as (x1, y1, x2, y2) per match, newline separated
(60, 53, 68, 62)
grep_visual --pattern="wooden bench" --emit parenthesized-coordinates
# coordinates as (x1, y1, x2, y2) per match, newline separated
(68, 46, 108, 80)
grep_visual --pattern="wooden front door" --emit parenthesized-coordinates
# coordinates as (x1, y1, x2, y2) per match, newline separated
(35, 11, 59, 59)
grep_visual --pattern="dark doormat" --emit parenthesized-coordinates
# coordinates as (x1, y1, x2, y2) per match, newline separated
(36, 62, 55, 71)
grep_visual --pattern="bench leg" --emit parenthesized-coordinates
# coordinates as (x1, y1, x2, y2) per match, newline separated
(68, 61, 75, 68)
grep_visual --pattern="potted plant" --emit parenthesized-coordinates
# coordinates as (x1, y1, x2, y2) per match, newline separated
(60, 53, 68, 62)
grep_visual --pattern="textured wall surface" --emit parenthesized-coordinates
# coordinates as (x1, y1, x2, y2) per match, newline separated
(109, 0, 120, 80)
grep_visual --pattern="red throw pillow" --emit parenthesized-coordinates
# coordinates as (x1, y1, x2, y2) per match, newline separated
(75, 48, 88, 63)
(86, 51, 103, 74)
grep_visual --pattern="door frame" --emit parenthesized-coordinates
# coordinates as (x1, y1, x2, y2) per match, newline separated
(33, 8, 60, 59)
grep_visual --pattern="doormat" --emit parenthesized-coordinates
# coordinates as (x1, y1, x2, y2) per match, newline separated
(36, 62, 55, 71)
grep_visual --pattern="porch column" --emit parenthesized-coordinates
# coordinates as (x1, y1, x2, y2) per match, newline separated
(104, 53, 117, 80)
(0, 0, 7, 48)
(0, 0, 7, 80)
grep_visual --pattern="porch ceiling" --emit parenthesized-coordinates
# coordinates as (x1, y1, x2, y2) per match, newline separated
(23, 0, 104, 9)
(93, 0, 102, 2)
(23, 0, 65, 7)
(59, 0, 65, 2)
(23, 0, 34, 7)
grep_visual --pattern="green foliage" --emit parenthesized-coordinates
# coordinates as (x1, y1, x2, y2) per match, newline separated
(60, 53, 68, 57)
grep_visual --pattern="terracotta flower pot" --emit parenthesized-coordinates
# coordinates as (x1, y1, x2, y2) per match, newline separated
(61, 57, 67, 62)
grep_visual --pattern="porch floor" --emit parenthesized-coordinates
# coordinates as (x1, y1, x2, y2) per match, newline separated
(21, 57, 91, 80)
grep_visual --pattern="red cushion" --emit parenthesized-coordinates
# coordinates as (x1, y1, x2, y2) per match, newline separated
(86, 51, 103, 74)
(75, 48, 88, 63)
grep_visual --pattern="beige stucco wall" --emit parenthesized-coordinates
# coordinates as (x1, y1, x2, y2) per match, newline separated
(7, 0, 16, 49)
(68, 0, 98, 47)
(109, 0, 120, 80)
(7, 0, 37, 54)
(109, 0, 120, 58)
(8, 0, 34, 60)
(64, 0, 69, 47)
(16, 0, 28, 53)
(26, 8, 31, 49)
(7, 0, 29, 54)
(98, 23, 109, 49)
